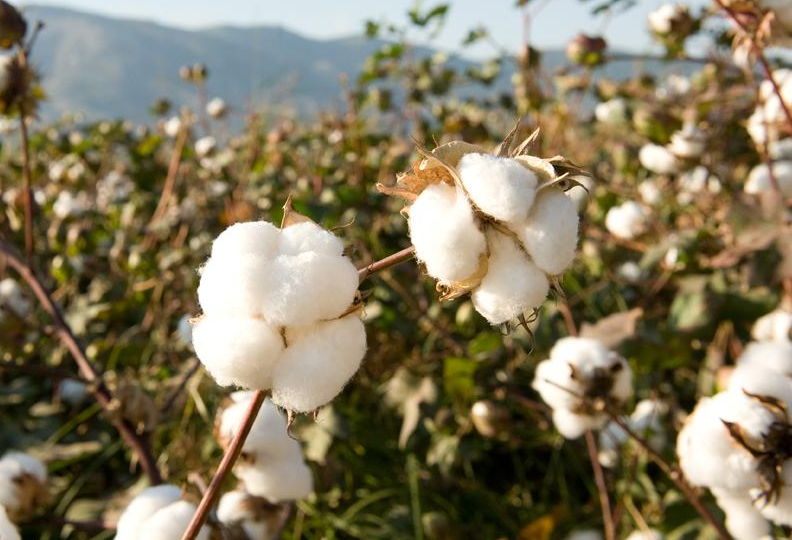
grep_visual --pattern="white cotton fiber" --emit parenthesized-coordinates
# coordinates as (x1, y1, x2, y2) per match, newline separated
(236, 458, 314, 502)
(755, 461, 792, 526)
(137, 500, 209, 540)
(197, 255, 272, 317)
(279, 222, 345, 257)
(408, 183, 487, 282)
(639, 144, 680, 174)
(669, 124, 706, 159)
(457, 153, 538, 223)
(114, 484, 183, 540)
(624, 530, 663, 540)
(0, 506, 20, 540)
(744, 162, 792, 197)
(472, 233, 548, 324)
(515, 188, 579, 275)
(552, 408, 601, 439)
(218, 393, 300, 459)
(261, 251, 359, 327)
(0, 451, 47, 517)
(192, 316, 284, 389)
(677, 392, 774, 492)
(752, 309, 792, 342)
(736, 341, 792, 378)
(712, 488, 770, 540)
(210, 221, 281, 261)
(217, 490, 272, 540)
(599, 399, 666, 467)
(605, 201, 647, 240)
(271, 316, 366, 412)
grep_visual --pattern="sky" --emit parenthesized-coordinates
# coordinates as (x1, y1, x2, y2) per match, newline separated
(25, 0, 711, 56)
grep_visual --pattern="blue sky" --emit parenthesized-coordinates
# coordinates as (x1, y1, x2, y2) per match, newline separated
(25, 0, 710, 55)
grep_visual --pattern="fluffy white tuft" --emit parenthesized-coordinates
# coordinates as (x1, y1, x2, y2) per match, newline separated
(409, 183, 487, 282)
(735, 341, 792, 378)
(0, 505, 20, 540)
(754, 461, 792, 526)
(236, 458, 314, 502)
(471, 233, 548, 324)
(457, 153, 538, 223)
(515, 188, 579, 275)
(712, 488, 770, 540)
(114, 484, 183, 540)
(605, 201, 648, 240)
(137, 500, 210, 540)
(217, 490, 272, 540)
(752, 308, 792, 342)
(639, 144, 680, 174)
(744, 161, 792, 197)
(219, 393, 301, 460)
(210, 221, 281, 261)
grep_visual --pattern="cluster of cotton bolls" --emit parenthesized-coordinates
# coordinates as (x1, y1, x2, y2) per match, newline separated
(52, 190, 91, 219)
(384, 132, 582, 326)
(193, 218, 366, 413)
(676, 312, 792, 540)
(114, 484, 210, 540)
(0, 451, 49, 539)
(48, 153, 86, 183)
(677, 166, 721, 205)
(638, 123, 707, 177)
(214, 392, 313, 538)
(598, 398, 667, 468)
(532, 337, 633, 439)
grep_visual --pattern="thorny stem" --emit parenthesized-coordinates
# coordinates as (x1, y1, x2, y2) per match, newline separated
(0, 238, 163, 485)
(180, 247, 419, 540)
(585, 429, 616, 540)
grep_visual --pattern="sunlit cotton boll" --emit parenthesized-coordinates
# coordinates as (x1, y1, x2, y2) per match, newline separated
(648, 3, 685, 34)
(236, 457, 314, 502)
(605, 201, 648, 240)
(711, 487, 771, 540)
(408, 183, 487, 283)
(115, 484, 182, 540)
(744, 161, 792, 197)
(532, 337, 633, 439)
(669, 124, 706, 159)
(594, 98, 627, 125)
(0, 451, 47, 519)
(270, 316, 366, 413)
(456, 153, 538, 223)
(195, 135, 216, 157)
(639, 144, 680, 174)
(137, 500, 210, 540)
(217, 392, 300, 460)
(217, 490, 277, 540)
(0, 506, 20, 540)
(471, 232, 549, 325)
(513, 188, 579, 275)
(735, 340, 792, 377)
(677, 391, 776, 492)
(752, 308, 792, 342)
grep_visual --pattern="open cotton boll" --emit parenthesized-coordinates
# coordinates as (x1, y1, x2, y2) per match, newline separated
(0, 278, 30, 316)
(218, 393, 300, 460)
(744, 161, 792, 197)
(114, 484, 183, 540)
(197, 255, 272, 317)
(137, 500, 210, 540)
(595, 98, 627, 125)
(0, 506, 20, 540)
(515, 189, 579, 275)
(210, 221, 281, 261)
(236, 458, 313, 502)
(552, 408, 601, 439)
(677, 392, 774, 492)
(217, 490, 275, 540)
(639, 144, 680, 174)
(754, 461, 792, 526)
(408, 183, 487, 282)
(206, 97, 227, 118)
(261, 251, 359, 327)
(638, 179, 662, 205)
(736, 341, 792, 378)
(194, 135, 216, 157)
(669, 124, 706, 159)
(624, 530, 664, 540)
(471, 233, 548, 324)
(712, 488, 770, 540)
(0, 451, 47, 519)
(278, 222, 345, 258)
(457, 153, 538, 223)
(564, 530, 603, 540)
(605, 201, 647, 240)
(271, 316, 366, 412)
(752, 309, 792, 342)
(192, 316, 284, 389)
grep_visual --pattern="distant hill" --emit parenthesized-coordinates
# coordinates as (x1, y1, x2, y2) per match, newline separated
(21, 5, 695, 123)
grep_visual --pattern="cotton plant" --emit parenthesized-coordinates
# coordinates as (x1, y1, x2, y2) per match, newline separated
(378, 126, 584, 326)
(598, 398, 667, 468)
(744, 160, 792, 197)
(605, 201, 648, 240)
(114, 485, 210, 540)
(192, 209, 366, 414)
(531, 337, 633, 439)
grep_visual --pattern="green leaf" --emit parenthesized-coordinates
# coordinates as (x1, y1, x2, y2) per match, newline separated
(443, 357, 477, 404)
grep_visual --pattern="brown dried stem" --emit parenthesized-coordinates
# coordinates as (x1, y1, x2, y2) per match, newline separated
(17, 49, 34, 266)
(149, 120, 189, 229)
(585, 429, 616, 540)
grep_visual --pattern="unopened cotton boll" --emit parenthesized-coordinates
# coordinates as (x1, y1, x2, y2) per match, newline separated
(0, 506, 20, 540)
(217, 490, 276, 540)
(605, 201, 647, 240)
(195, 136, 216, 157)
(137, 500, 210, 540)
(271, 315, 366, 412)
(639, 144, 680, 174)
(712, 488, 770, 540)
(744, 161, 792, 197)
(408, 183, 487, 282)
(752, 308, 792, 342)
(471, 233, 549, 324)
(595, 98, 627, 125)
(218, 393, 300, 460)
(456, 153, 538, 223)
(514, 188, 579, 275)
(115, 484, 183, 540)
(206, 97, 227, 118)
(735, 341, 792, 377)
(192, 316, 284, 389)
(236, 458, 314, 502)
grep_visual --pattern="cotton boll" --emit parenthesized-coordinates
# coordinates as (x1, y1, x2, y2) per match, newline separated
(236, 458, 314, 502)
(736, 341, 792, 378)
(0, 452, 47, 517)
(638, 179, 662, 205)
(0, 278, 30, 317)
(261, 252, 359, 326)
(138, 500, 210, 540)
(744, 161, 792, 197)
(197, 255, 272, 317)
(669, 124, 706, 159)
(471, 233, 549, 324)
(595, 98, 627, 125)
(605, 201, 648, 240)
(564, 530, 603, 540)
(195, 136, 216, 157)
(114, 484, 183, 540)
(164, 116, 182, 137)
(206, 97, 227, 118)
(712, 488, 770, 540)
(218, 393, 300, 460)
(648, 4, 684, 34)
(279, 222, 345, 258)
(408, 183, 488, 282)
(210, 221, 281, 261)
(515, 188, 579, 275)
(0, 506, 20, 540)
(617, 261, 643, 283)
(755, 461, 792, 526)
(271, 316, 366, 412)
(752, 309, 792, 342)
(624, 530, 664, 540)
(192, 316, 284, 389)
(552, 408, 601, 439)
(217, 490, 274, 540)
(639, 144, 680, 174)
(457, 153, 538, 222)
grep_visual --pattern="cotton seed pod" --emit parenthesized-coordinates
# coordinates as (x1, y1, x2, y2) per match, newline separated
(0, 1, 26, 49)
(0, 505, 20, 540)
(408, 182, 487, 283)
(471, 232, 549, 325)
(513, 188, 579, 275)
(217, 489, 282, 540)
(470, 400, 511, 438)
(0, 451, 47, 521)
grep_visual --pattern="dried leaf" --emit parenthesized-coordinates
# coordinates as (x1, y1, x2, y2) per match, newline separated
(579, 308, 643, 349)
(281, 195, 315, 228)
(511, 126, 541, 157)
(436, 253, 489, 301)
(513, 154, 557, 182)
(421, 140, 485, 169)
(494, 117, 522, 157)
